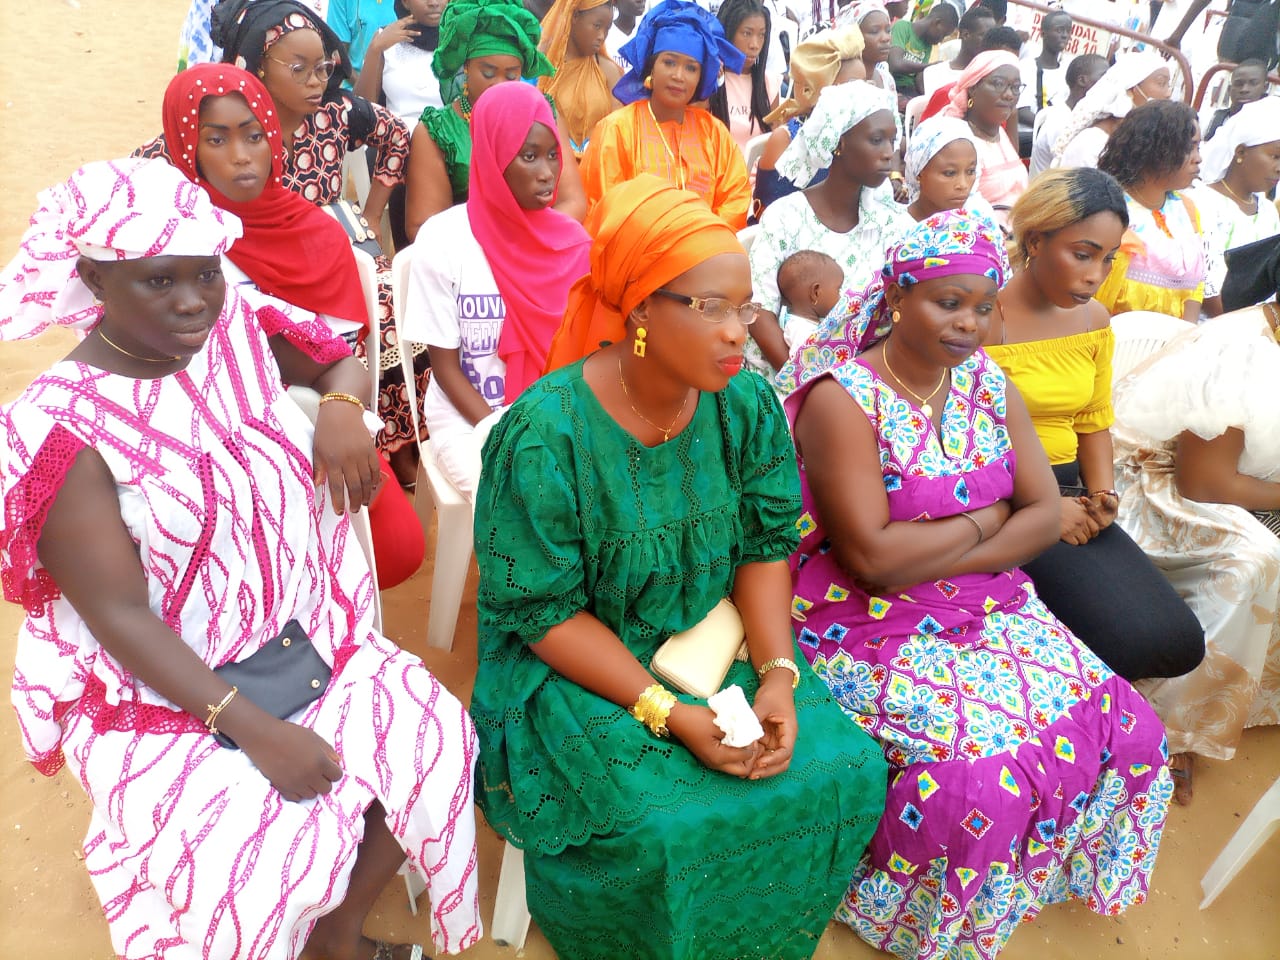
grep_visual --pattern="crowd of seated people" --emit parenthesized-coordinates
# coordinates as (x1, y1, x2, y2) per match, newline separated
(5, 0, 1280, 957)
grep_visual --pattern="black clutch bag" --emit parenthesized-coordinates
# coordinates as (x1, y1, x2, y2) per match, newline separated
(211, 619, 332, 749)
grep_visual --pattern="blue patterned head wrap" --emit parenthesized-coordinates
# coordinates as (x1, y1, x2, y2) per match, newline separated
(776, 209, 1008, 397)
(614, 0, 746, 104)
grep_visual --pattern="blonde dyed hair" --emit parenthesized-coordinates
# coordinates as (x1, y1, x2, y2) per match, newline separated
(1009, 168, 1128, 265)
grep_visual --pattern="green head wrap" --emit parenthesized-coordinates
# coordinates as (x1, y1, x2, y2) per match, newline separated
(433, 0, 554, 87)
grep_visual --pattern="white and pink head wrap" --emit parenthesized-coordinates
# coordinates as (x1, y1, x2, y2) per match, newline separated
(0, 157, 242, 340)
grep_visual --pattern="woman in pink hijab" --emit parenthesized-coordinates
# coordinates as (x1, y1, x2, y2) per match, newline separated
(403, 80, 591, 500)
(927, 50, 1027, 230)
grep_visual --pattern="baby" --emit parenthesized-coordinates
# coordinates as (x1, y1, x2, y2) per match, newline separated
(777, 249, 844, 352)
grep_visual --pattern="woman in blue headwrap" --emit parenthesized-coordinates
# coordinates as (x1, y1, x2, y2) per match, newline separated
(579, 0, 753, 228)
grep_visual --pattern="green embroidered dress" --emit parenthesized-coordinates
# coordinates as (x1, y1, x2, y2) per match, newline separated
(472, 362, 887, 960)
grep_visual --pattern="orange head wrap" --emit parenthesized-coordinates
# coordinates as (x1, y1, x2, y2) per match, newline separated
(545, 174, 746, 371)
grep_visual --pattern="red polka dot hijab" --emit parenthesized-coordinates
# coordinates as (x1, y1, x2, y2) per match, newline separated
(161, 64, 369, 331)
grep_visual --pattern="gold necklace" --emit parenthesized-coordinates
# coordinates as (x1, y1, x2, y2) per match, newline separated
(97, 326, 180, 363)
(1218, 178, 1257, 212)
(617, 356, 690, 442)
(647, 100, 686, 190)
(881, 341, 948, 419)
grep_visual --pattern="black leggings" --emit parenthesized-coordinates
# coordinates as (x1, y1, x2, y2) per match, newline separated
(1020, 461, 1206, 682)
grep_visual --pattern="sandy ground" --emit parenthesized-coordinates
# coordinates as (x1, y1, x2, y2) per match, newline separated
(0, 2, 1278, 958)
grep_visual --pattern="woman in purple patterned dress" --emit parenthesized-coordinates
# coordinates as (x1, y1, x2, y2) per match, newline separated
(775, 211, 1172, 959)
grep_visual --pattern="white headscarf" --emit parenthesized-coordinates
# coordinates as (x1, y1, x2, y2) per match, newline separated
(0, 158, 242, 339)
(1053, 50, 1169, 160)
(1200, 96, 1280, 184)
(905, 116, 982, 203)
(777, 79, 898, 186)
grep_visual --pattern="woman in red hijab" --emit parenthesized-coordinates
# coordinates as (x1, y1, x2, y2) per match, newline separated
(159, 64, 425, 588)
(404, 80, 590, 501)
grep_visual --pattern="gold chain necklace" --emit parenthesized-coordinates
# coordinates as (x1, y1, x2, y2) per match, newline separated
(647, 100, 686, 191)
(881, 342, 948, 419)
(1218, 178, 1257, 213)
(617, 356, 689, 441)
(97, 326, 179, 363)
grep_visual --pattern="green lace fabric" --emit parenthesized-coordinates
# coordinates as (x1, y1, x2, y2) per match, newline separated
(473, 363, 888, 960)
(420, 103, 471, 203)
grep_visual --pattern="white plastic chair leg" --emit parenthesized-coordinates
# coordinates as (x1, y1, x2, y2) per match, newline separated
(420, 446, 474, 652)
(399, 858, 428, 916)
(1200, 773, 1280, 908)
(491, 842, 531, 949)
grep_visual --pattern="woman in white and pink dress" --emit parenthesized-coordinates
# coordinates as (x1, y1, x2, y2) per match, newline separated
(0, 158, 481, 960)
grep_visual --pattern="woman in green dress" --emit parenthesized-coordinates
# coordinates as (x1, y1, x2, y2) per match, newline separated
(471, 174, 888, 960)
(404, 0, 588, 238)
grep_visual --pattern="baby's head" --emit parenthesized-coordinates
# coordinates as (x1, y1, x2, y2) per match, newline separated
(778, 250, 843, 322)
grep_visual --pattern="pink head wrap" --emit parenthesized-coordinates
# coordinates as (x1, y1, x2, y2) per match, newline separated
(942, 50, 1020, 119)
(467, 82, 591, 403)
(0, 158, 242, 341)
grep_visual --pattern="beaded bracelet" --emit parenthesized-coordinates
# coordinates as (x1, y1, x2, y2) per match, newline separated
(319, 391, 365, 410)
(630, 683, 677, 738)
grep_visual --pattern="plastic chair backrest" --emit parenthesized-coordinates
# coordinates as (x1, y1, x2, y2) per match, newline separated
(743, 132, 771, 174)
(1110, 311, 1190, 383)
(350, 246, 380, 402)
(737, 224, 760, 258)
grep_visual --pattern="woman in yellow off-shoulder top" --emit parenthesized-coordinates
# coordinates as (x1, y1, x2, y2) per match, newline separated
(985, 169, 1204, 716)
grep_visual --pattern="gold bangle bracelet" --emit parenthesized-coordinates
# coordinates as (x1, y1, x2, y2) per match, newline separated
(958, 511, 985, 544)
(757, 657, 801, 689)
(630, 683, 677, 738)
(319, 391, 365, 410)
(205, 686, 239, 737)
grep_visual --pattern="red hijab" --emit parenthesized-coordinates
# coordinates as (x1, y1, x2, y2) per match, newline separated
(161, 64, 369, 330)
(467, 82, 590, 402)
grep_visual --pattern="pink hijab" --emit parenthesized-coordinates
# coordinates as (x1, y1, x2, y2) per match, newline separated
(921, 50, 1022, 124)
(467, 82, 591, 403)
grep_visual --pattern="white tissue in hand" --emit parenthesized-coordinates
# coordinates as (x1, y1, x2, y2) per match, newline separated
(707, 684, 765, 748)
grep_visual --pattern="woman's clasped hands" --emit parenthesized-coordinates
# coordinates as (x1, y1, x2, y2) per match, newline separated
(666, 671, 797, 781)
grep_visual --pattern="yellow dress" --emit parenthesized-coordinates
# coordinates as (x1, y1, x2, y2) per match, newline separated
(581, 102, 751, 229)
(1096, 191, 1205, 319)
(986, 326, 1115, 464)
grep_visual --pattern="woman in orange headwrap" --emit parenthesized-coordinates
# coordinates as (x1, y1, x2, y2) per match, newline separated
(539, 0, 624, 158)
(471, 174, 887, 960)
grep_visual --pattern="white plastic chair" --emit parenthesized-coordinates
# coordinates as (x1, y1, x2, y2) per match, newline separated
(903, 94, 928, 147)
(1200, 773, 1280, 908)
(742, 132, 771, 175)
(737, 224, 761, 258)
(390, 246, 475, 652)
(1109, 310, 1191, 383)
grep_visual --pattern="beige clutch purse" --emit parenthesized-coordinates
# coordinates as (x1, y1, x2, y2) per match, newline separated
(650, 599, 749, 699)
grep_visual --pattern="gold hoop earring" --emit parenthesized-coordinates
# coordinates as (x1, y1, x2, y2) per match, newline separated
(643, 75, 653, 90)
(891, 309, 901, 325)
(633, 326, 648, 358)
(966, 97, 974, 109)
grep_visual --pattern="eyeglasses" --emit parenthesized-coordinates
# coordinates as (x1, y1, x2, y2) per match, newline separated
(652, 289, 760, 325)
(264, 55, 337, 84)
(980, 77, 1025, 97)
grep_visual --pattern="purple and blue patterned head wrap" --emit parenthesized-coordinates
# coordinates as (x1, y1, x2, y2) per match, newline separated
(776, 209, 1008, 397)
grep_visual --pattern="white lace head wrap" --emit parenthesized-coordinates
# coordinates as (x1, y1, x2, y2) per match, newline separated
(0, 158, 242, 340)
(777, 79, 898, 186)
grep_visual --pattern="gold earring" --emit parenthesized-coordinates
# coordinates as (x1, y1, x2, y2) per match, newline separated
(833, 144, 843, 157)
(891, 309, 901, 325)
(967, 97, 974, 109)
(633, 326, 647, 358)
(643, 75, 653, 90)
(1025, 254, 1033, 271)
(1236, 155, 1244, 164)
